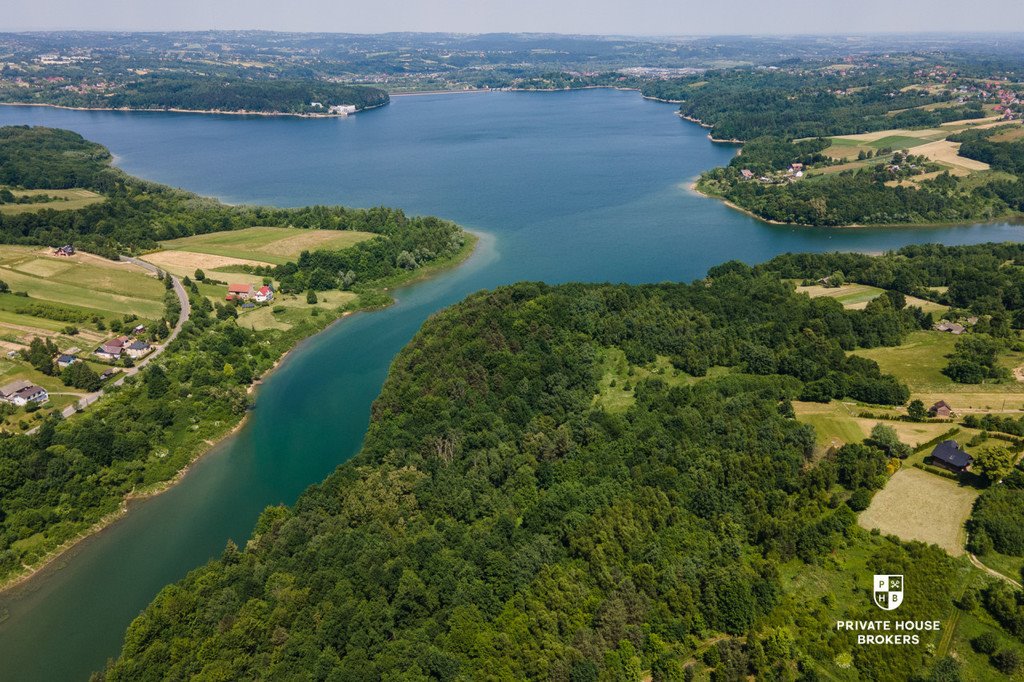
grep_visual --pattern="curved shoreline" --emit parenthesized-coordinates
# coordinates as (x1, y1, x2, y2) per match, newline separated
(686, 179, 1024, 230)
(0, 234, 479, 598)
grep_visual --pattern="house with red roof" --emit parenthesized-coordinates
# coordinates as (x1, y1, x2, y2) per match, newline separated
(226, 283, 255, 301)
(254, 285, 274, 303)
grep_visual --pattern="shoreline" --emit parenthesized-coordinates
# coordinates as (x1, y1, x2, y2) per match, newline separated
(0, 100, 387, 119)
(686, 180, 1024, 230)
(0, 234, 479, 598)
(677, 113, 744, 144)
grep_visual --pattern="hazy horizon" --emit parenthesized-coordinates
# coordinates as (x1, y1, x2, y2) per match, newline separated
(9, 0, 1024, 36)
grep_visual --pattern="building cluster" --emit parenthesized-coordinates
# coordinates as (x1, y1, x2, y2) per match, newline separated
(225, 282, 274, 305)
(934, 317, 978, 335)
(738, 163, 805, 185)
(93, 327, 151, 362)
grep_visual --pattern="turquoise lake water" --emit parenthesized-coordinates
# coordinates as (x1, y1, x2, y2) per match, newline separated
(0, 89, 1020, 680)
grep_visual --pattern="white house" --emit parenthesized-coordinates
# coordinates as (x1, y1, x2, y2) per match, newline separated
(254, 285, 274, 303)
(0, 379, 32, 400)
(8, 384, 48, 406)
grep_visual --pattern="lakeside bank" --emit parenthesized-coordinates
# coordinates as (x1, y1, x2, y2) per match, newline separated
(0, 231, 479, 598)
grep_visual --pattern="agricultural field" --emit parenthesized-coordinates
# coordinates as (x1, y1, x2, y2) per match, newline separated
(0, 246, 165, 340)
(0, 187, 104, 215)
(818, 121, 1019, 182)
(858, 467, 978, 555)
(793, 400, 963, 453)
(0, 245, 165, 430)
(148, 226, 378, 274)
(853, 330, 1024, 413)
(796, 282, 949, 314)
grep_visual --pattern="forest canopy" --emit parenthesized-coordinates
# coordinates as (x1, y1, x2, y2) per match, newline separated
(98, 242, 1024, 681)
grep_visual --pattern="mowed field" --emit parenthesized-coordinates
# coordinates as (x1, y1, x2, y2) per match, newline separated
(793, 400, 964, 453)
(853, 330, 1024, 413)
(149, 226, 378, 275)
(816, 120, 1022, 183)
(0, 188, 104, 215)
(0, 246, 165, 319)
(796, 282, 949, 314)
(237, 290, 359, 332)
(858, 467, 978, 555)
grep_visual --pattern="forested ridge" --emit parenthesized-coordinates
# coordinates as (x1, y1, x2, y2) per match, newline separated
(642, 67, 985, 142)
(0, 76, 388, 115)
(98, 244, 1024, 681)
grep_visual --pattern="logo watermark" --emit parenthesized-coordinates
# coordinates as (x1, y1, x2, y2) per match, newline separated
(834, 574, 941, 645)
(873, 574, 904, 611)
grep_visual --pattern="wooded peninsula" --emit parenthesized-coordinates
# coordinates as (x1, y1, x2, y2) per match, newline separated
(644, 55, 1024, 227)
(97, 243, 1024, 681)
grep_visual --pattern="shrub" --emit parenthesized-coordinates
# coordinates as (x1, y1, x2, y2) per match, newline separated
(972, 632, 998, 654)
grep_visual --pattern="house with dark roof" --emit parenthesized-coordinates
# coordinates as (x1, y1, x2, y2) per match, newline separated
(124, 340, 152, 359)
(0, 379, 32, 400)
(4, 383, 48, 406)
(930, 400, 953, 418)
(930, 440, 972, 473)
(56, 354, 79, 369)
(53, 244, 75, 257)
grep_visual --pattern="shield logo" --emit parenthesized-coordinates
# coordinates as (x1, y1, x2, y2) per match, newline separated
(873, 574, 904, 611)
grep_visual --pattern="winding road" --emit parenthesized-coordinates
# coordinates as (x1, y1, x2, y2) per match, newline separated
(29, 257, 190, 430)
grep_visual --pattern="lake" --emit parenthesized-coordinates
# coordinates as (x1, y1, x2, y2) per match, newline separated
(0, 89, 1020, 681)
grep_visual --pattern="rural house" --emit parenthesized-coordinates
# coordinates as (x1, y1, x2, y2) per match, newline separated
(99, 368, 119, 381)
(8, 384, 48, 406)
(226, 283, 255, 300)
(930, 400, 953, 418)
(0, 379, 33, 400)
(53, 244, 75, 257)
(935, 320, 965, 334)
(930, 440, 972, 473)
(94, 336, 130, 361)
(56, 354, 79, 369)
(254, 285, 274, 303)
(124, 340, 152, 359)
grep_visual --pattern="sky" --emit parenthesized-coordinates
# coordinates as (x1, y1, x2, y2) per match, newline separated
(8, 0, 1024, 34)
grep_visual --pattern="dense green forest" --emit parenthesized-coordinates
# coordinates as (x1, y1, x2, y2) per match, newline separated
(642, 67, 986, 141)
(953, 126, 1024, 176)
(0, 126, 466, 288)
(0, 76, 388, 114)
(0, 126, 471, 586)
(98, 243, 1024, 681)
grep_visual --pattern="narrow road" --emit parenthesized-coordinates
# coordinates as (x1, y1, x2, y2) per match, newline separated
(969, 552, 1023, 589)
(29, 257, 190, 430)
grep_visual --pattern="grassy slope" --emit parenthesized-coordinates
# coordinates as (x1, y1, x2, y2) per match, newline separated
(157, 226, 378, 266)
(0, 188, 104, 215)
